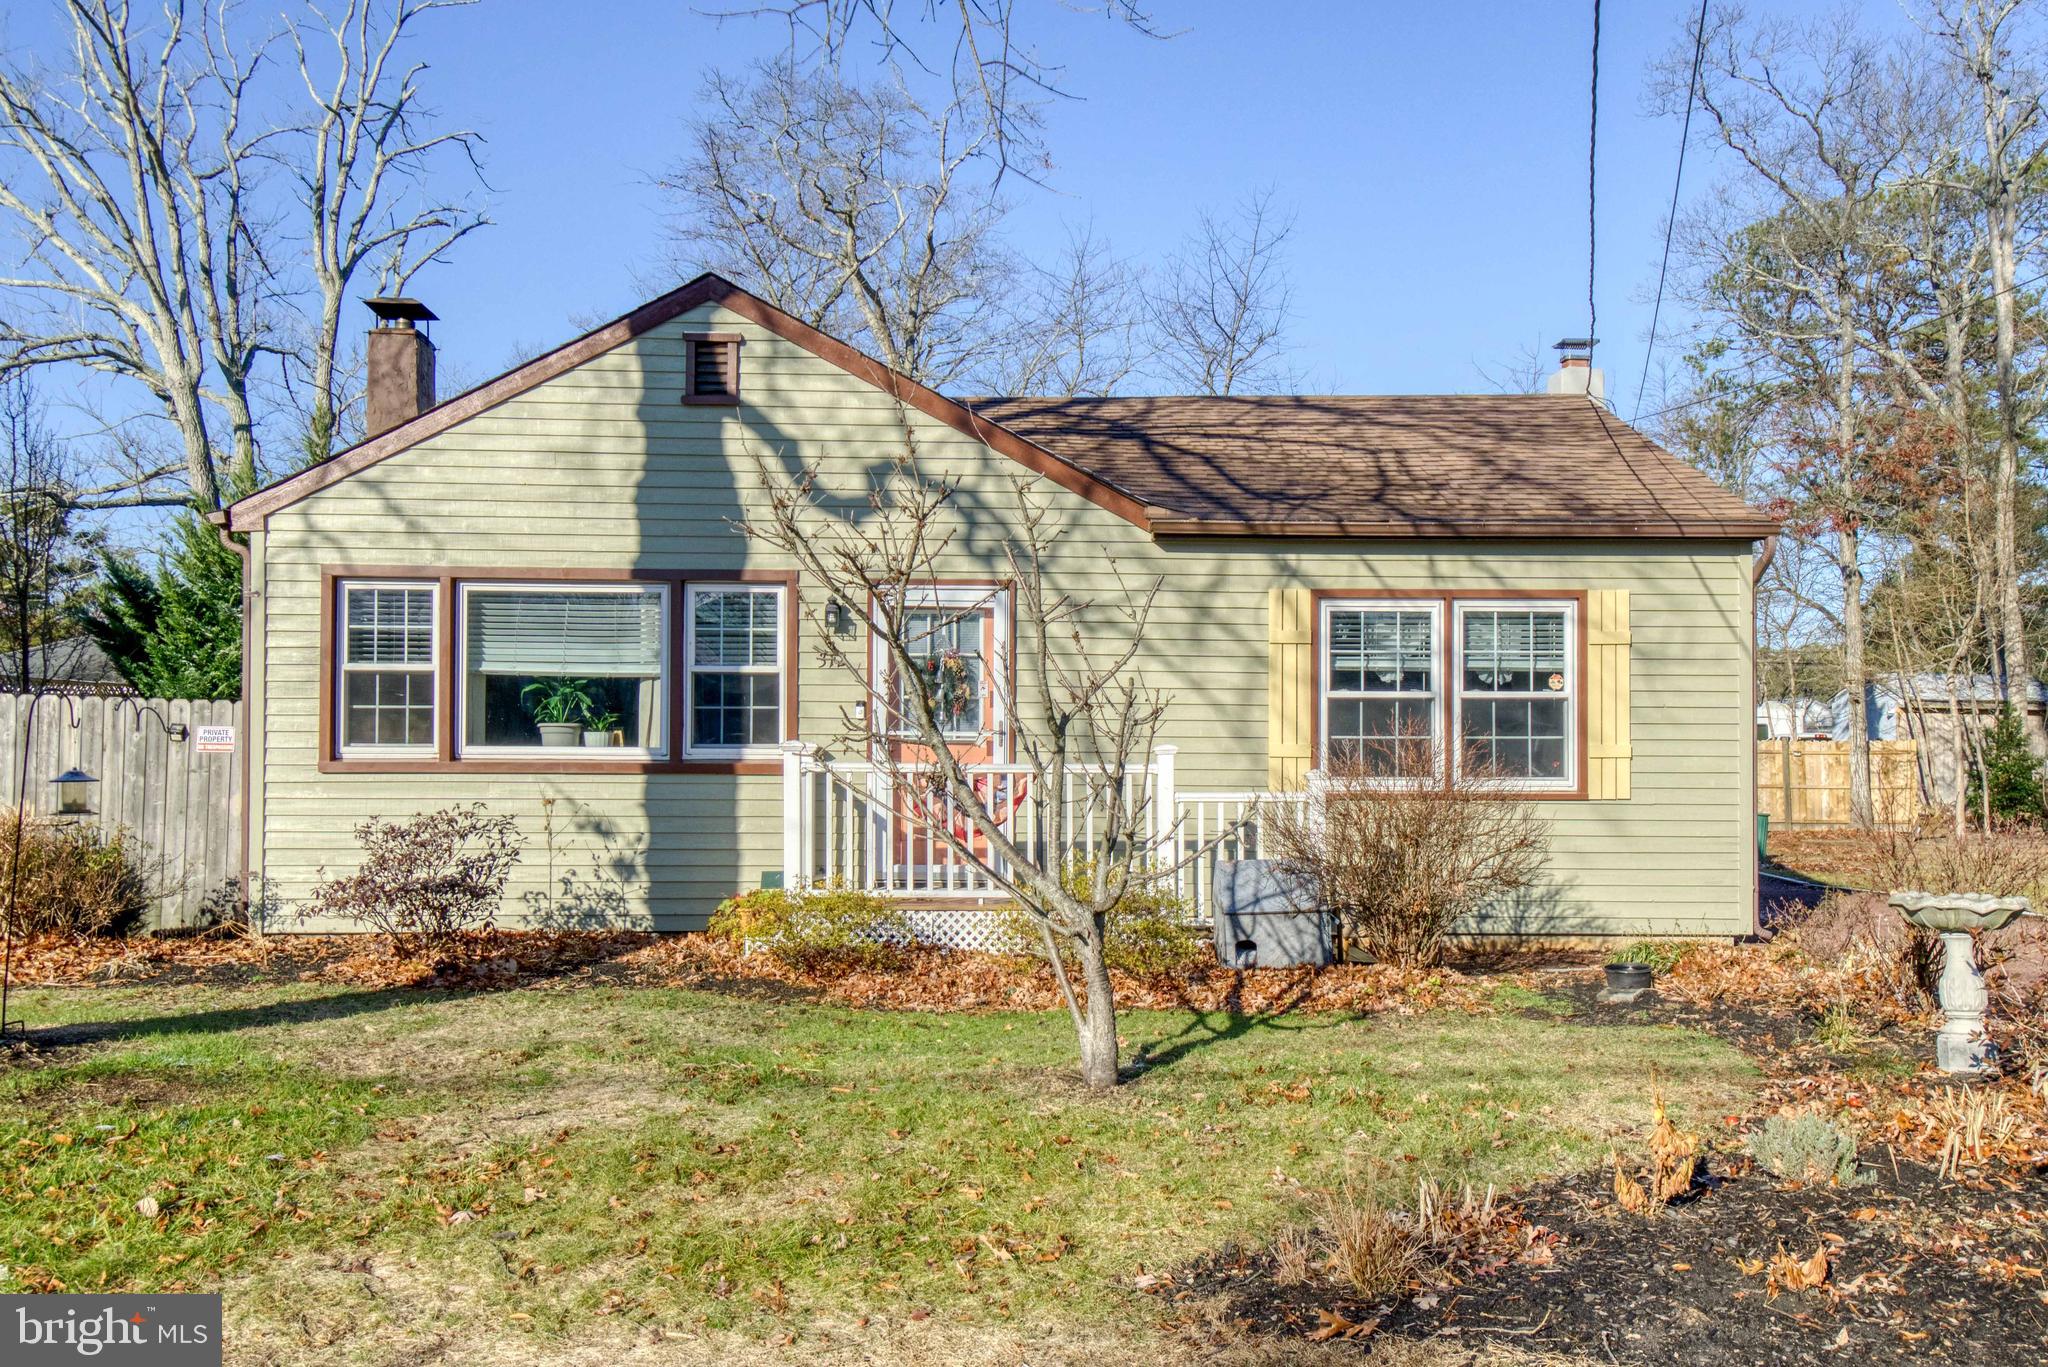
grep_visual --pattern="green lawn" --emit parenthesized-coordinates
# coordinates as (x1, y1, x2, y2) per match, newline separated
(1, 981, 1756, 1363)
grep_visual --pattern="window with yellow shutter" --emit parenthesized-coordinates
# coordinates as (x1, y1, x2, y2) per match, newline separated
(1298, 590, 1604, 799)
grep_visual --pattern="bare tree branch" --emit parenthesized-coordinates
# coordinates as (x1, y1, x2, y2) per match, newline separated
(1146, 188, 1296, 395)
(285, 0, 489, 464)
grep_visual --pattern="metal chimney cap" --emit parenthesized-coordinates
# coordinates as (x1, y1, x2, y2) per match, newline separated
(365, 296, 438, 326)
(1552, 337, 1597, 353)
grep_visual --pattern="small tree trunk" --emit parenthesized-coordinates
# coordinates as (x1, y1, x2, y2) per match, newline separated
(1832, 295, 1873, 829)
(1076, 935, 1120, 1090)
(1840, 534, 1873, 828)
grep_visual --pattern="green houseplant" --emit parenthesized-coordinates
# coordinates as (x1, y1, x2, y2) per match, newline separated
(521, 677, 594, 747)
(583, 708, 622, 748)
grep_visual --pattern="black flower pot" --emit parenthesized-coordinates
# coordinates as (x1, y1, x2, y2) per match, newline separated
(1605, 962, 1654, 992)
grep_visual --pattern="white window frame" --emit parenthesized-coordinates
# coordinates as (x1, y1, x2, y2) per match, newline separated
(1451, 598, 1578, 793)
(336, 578, 439, 758)
(1318, 597, 1443, 786)
(454, 580, 672, 760)
(683, 582, 788, 760)
(870, 584, 1011, 759)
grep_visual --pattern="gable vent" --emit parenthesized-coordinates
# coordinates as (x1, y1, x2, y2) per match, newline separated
(685, 334, 740, 405)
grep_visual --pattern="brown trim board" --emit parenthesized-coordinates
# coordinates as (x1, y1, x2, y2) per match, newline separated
(224, 274, 1157, 534)
(1307, 587, 1591, 802)
(318, 565, 798, 776)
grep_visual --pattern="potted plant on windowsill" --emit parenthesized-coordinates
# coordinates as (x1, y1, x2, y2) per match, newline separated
(522, 678, 594, 747)
(583, 710, 621, 748)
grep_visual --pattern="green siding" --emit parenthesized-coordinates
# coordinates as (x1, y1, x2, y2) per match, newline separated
(253, 301, 1758, 937)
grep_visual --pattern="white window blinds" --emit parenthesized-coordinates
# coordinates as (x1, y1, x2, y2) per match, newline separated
(465, 589, 663, 676)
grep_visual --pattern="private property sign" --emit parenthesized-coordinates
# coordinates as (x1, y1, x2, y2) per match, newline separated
(194, 725, 235, 753)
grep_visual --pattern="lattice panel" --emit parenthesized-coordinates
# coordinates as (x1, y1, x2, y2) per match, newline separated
(896, 905, 1031, 954)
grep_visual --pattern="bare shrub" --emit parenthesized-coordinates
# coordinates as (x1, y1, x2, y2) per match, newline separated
(0, 811, 152, 937)
(1854, 825, 2048, 899)
(1266, 749, 1551, 967)
(305, 805, 522, 958)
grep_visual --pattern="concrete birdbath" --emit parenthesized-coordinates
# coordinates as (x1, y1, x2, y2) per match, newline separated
(1889, 891, 2031, 1075)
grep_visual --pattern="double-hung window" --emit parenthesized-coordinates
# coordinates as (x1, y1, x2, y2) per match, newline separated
(1455, 602, 1574, 788)
(337, 581, 437, 755)
(1318, 595, 1579, 791)
(458, 583, 669, 756)
(1322, 600, 1440, 780)
(685, 584, 786, 756)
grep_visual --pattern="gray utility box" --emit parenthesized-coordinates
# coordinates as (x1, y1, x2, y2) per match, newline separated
(1212, 859, 1335, 968)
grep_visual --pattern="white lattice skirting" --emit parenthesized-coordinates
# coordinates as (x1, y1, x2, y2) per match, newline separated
(896, 906, 1030, 953)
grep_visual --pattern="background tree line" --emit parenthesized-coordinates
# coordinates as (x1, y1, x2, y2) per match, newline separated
(1653, 0, 2048, 827)
(0, 0, 1298, 699)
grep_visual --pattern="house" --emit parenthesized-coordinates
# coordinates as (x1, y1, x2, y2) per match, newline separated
(217, 274, 1778, 942)
(0, 636, 128, 694)
(1756, 697, 1833, 741)
(1831, 673, 2047, 807)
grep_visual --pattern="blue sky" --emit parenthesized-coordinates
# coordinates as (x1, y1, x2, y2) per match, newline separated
(394, 0, 1738, 410)
(4, 0, 1893, 428)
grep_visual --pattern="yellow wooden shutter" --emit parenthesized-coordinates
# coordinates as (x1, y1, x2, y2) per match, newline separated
(1268, 586, 1315, 791)
(1586, 589, 1632, 800)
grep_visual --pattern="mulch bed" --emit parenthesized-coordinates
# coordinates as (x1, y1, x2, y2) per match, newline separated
(1175, 1156, 2048, 1363)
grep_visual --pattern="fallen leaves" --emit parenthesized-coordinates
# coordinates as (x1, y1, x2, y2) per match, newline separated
(3, 929, 1509, 1017)
(1306, 1307, 1378, 1341)
(1764, 1241, 1831, 1298)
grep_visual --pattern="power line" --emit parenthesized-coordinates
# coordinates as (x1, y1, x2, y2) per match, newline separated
(1634, 0, 1710, 422)
(1587, 0, 1602, 360)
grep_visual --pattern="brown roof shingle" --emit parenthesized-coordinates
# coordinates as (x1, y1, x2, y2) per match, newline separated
(967, 394, 1777, 539)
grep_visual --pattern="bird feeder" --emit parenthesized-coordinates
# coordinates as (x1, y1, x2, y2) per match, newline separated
(50, 767, 98, 817)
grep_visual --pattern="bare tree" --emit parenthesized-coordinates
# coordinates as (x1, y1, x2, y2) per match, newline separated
(1474, 335, 1555, 395)
(0, 0, 282, 510)
(708, 0, 1171, 183)
(1674, 8, 1929, 825)
(739, 414, 1202, 1089)
(1921, 0, 2048, 771)
(659, 61, 1014, 389)
(286, 0, 489, 464)
(0, 375, 102, 689)
(1147, 189, 1296, 395)
(985, 223, 1148, 395)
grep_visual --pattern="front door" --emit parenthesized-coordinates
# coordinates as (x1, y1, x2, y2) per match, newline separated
(874, 587, 1011, 886)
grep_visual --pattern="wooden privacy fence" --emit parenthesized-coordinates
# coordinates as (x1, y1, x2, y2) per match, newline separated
(1757, 738, 1920, 828)
(0, 694, 240, 929)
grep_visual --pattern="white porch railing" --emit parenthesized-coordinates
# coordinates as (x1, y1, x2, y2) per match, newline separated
(781, 741, 1301, 911)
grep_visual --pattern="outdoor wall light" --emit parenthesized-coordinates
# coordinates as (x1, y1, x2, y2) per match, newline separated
(51, 767, 98, 817)
(826, 598, 850, 633)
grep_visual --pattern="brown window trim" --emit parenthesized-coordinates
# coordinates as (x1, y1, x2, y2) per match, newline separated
(1309, 588, 1590, 802)
(318, 565, 797, 775)
(681, 333, 742, 406)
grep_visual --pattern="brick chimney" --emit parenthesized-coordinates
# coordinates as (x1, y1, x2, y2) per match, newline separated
(1545, 336, 1608, 407)
(364, 297, 438, 436)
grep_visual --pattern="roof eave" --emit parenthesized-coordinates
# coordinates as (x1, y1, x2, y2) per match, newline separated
(222, 274, 1157, 534)
(1145, 516, 1783, 540)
